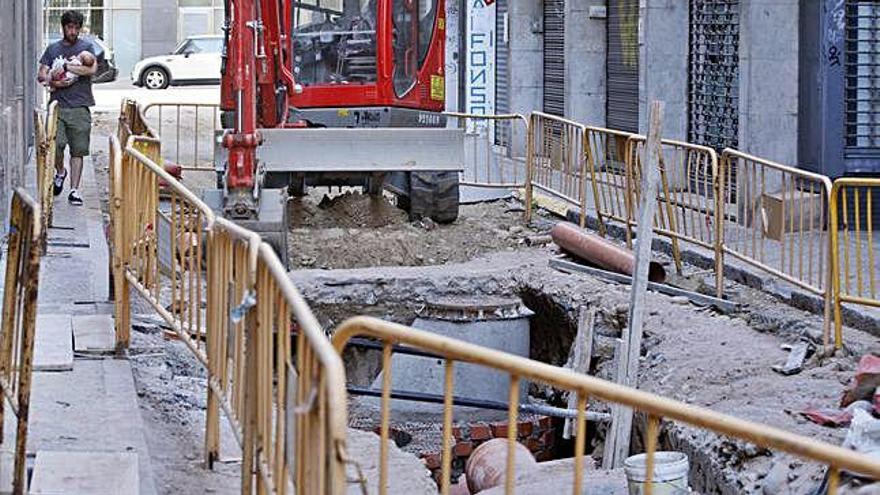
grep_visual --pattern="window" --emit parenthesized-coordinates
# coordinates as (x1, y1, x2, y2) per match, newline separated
(43, 0, 143, 73)
(178, 0, 226, 41)
(291, 0, 378, 85)
(392, 0, 437, 96)
(845, 0, 880, 151)
(178, 37, 222, 54)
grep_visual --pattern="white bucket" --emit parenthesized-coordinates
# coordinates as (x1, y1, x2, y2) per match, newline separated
(623, 451, 690, 495)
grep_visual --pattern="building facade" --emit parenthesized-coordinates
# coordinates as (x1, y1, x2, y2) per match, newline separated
(1, 0, 41, 225)
(42, 0, 226, 77)
(469, 0, 880, 178)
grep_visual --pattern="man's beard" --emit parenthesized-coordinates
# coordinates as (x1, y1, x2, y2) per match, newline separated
(64, 33, 78, 43)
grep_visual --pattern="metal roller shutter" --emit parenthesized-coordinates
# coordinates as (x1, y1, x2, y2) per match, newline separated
(606, 0, 640, 133)
(543, 0, 565, 117)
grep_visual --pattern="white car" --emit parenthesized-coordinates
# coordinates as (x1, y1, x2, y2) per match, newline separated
(131, 35, 222, 90)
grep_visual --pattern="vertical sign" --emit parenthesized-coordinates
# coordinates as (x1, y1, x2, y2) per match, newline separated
(465, 0, 496, 133)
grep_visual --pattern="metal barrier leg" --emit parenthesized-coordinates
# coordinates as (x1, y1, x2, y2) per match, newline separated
(241, 309, 258, 494)
(14, 240, 39, 495)
(114, 268, 131, 351)
(830, 189, 844, 349)
(525, 121, 535, 224)
(204, 233, 220, 468)
(0, 213, 22, 446)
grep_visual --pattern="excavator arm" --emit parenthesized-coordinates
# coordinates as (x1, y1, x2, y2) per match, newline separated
(220, 0, 297, 217)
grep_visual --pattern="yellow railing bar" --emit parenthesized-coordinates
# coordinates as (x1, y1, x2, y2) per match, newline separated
(332, 316, 880, 480)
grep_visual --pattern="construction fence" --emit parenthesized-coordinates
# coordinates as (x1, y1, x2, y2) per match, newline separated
(33, 102, 58, 254)
(108, 99, 880, 494)
(131, 96, 880, 348)
(110, 131, 349, 492)
(519, 114, 865, 349)
(142, 102, 221, 173)
(0, 189, 43, 495)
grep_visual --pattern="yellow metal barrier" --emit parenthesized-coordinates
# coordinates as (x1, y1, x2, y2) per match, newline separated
(33, 102, 58, 254)
(526, 112, 589, 223)
(830, 178, 880, 348)
(203, 232, 349, 493)
(0, 189, 43, 494)
(627, 137, 721, 292)
(721, 149, 833, 341)
(143, 102, 221, 172)
(445, 112, 529, 188)
(583, 126, 638, 236)
(118, 98, 157, 146)
(333, 316, 880, 495)
(110, 130, 350, 493)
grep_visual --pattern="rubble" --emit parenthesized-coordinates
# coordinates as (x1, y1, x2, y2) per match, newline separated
(772, 342, 814, 376)
(842, 355, 880, 408)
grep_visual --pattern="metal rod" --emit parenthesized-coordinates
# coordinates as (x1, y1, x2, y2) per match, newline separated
(549, 259, 739, 313)
(346, 386, 611, 421)
(345, 337, 442, 360)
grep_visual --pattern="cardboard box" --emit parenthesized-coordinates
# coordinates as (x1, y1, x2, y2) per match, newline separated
(762, 189, 824, 241)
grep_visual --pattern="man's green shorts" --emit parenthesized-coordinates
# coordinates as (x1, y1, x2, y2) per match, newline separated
(55, 107, 92, 158)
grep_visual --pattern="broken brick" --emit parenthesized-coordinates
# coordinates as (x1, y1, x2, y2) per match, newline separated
(517, 420, 534, 437)
(469, 423, 492, 441)
(453, 441, 474, 457)
(525, 437, 540, 452)
(491, 422, 509, 438)
(538, 416, 553, 429)
(422, 452, 441, 470)
(540, 430, 555, 449)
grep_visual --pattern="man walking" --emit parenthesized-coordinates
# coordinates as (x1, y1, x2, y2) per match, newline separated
(37, 10, 99, 206)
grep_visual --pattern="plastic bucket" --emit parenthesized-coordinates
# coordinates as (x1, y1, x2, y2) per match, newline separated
(623, 451, 690, 495)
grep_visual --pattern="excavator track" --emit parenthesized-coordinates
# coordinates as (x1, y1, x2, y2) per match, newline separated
(405, 171, 460, 224)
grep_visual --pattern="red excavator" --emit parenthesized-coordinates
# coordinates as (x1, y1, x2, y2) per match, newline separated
(211, 0, 462, 263)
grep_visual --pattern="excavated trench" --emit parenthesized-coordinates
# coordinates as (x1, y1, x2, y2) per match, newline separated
(305, 263, 844, 494)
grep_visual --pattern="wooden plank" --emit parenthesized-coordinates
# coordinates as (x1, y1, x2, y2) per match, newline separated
(606, 101, 664, 469)
(563, 306, 595, 439)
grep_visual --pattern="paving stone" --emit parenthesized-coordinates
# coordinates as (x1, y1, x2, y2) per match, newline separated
(33, 315, 73, 372)
(72, 315, 115, 354)
(27, 360, 156, 494)
(29, 451, 138, 495)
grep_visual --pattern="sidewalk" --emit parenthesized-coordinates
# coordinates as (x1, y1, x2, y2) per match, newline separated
(12, 156, 157, 494)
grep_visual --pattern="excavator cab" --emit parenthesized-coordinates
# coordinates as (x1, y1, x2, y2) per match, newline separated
(288, 0, 447, 121)
(291, 0, 379, 86)
(255, 0, 460, 224)
(213, 0, 461, 267)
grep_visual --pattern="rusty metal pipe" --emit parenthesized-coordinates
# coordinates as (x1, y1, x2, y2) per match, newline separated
(550, 222, 666, 284)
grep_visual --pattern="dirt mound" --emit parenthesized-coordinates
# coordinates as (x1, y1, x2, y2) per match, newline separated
(291, 192, 408, 229)
(289, 194, 546, 269)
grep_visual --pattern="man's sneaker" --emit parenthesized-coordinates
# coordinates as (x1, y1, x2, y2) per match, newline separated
(68, 190, 83, 206)
(52, 170, 67, 196)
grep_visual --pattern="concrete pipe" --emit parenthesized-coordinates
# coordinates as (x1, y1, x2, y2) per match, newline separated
(465, 438, 538, 493)
(550, 222, 666, 284)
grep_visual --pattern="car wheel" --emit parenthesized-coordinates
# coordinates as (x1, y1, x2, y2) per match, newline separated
(142, 67, 169, 90)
